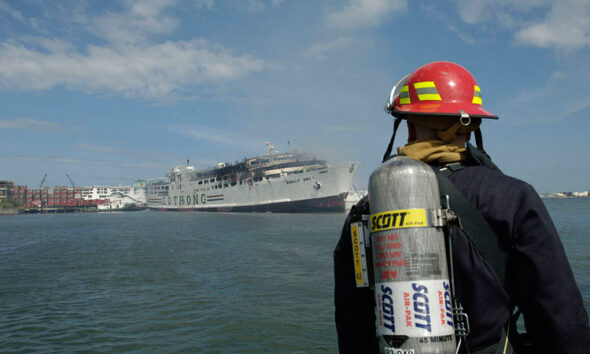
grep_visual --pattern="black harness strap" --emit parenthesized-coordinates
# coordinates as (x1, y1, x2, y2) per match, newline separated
(433, 161, 507, 286)
(474, 127, 485, 152)
(382, 117, 402, 163)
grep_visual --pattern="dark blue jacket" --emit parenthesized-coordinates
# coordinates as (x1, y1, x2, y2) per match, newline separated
(334, 163, 590, 353)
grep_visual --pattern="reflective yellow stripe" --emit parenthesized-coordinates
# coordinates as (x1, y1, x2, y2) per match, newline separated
(351, 224, 364, 285)
(399, 85, 410, 104)
(418, 94, 441, 101)
(414, 81, 441, 101)
(414, 81, 436, 89)
(472, 85, 482, 105)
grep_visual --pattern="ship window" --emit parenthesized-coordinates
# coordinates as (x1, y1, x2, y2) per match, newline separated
(198, 181, 202, 185)
(210, 178, 215, 183)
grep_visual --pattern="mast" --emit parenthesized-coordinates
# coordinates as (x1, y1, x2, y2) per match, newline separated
(265, 142, 276, 156)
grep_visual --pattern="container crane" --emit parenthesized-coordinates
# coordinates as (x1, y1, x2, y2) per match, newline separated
(38, 173, 47, 208)
(66, 174, 76, 188)
(39, 173, 47, 189)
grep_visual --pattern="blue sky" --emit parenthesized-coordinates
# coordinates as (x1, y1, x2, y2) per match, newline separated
(1, 0, 590, 193)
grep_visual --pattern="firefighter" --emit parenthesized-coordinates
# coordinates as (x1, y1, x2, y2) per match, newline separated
(334, 61, 590, 353)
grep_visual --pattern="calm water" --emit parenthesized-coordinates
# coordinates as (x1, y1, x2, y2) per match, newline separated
(1, 199, 589, 353)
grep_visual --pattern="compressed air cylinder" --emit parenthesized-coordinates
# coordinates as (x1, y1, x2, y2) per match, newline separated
(368, 156, 456, 354)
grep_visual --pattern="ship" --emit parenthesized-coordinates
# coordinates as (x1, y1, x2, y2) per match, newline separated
(80, 180, 147, 210)
(146, 143, 357, 212)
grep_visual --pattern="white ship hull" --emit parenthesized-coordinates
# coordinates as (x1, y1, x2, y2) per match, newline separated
(146, 151, 356, 213)
(81, 181, 147, 210)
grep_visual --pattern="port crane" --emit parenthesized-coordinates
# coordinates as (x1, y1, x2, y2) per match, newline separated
(39, 173, 47, 189)
(66, 174, 76, 188)
(38, 173, 47, 208)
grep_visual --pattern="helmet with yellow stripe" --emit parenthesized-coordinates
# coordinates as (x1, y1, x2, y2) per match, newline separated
(387, 61, 497, 119)
(381, 61, 496, 161)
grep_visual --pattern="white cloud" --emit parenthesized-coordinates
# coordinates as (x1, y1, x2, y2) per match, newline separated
(195, 0, 215, 9)
(169, 126, 243, 145)
(0, 1, 25, 23)
(445, 24, 476, 45)
(194, 0, 283, 13)
(452, 0, 590, 51)
(0, 153, 170, 170)
(515, 0, 590, 51)
(89, 0, 180, 46)
(168, 126, 264, 154)
(0, 117, 61, 131)
(547, 71, 568, 88)
(303, 37, 355, 61)
(454, 0, 551, 26)
(326, 0, 407, 30)
(0, 1, 268, 99)
(75, 144, 129, 154)
(0, 40, 266, 98)
(498, 68, 590, 125)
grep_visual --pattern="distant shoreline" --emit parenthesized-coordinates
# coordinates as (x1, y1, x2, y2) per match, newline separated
(540, 195, 590, 199)
(0, 208, 19, 216)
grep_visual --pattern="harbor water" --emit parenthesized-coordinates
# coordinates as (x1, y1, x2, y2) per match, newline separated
(1, 198, 589, 353)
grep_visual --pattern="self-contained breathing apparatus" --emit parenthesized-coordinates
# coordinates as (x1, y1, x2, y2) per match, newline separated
(348, 62, 517, 354)
(351, 156, 470, 354)
(350, 148, 513, 354)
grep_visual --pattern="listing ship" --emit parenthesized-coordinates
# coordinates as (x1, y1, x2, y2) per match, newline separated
(146, 144, 357, 212)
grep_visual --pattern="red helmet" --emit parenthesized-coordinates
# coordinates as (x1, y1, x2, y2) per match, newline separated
(387, 61, 498, 119)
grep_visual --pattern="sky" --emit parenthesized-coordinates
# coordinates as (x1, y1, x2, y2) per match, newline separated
(1, 0, 590, 193)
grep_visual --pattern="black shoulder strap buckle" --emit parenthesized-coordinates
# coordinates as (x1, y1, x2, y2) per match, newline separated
(438, 162, 467, 177)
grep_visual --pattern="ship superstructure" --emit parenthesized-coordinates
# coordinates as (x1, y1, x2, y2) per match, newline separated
(81, 180, 146, 210)
(146, 145, 356, 212)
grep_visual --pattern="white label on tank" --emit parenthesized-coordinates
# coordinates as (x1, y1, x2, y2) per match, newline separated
(375, 279, 454, 337)
(384, 348, 415, 354)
